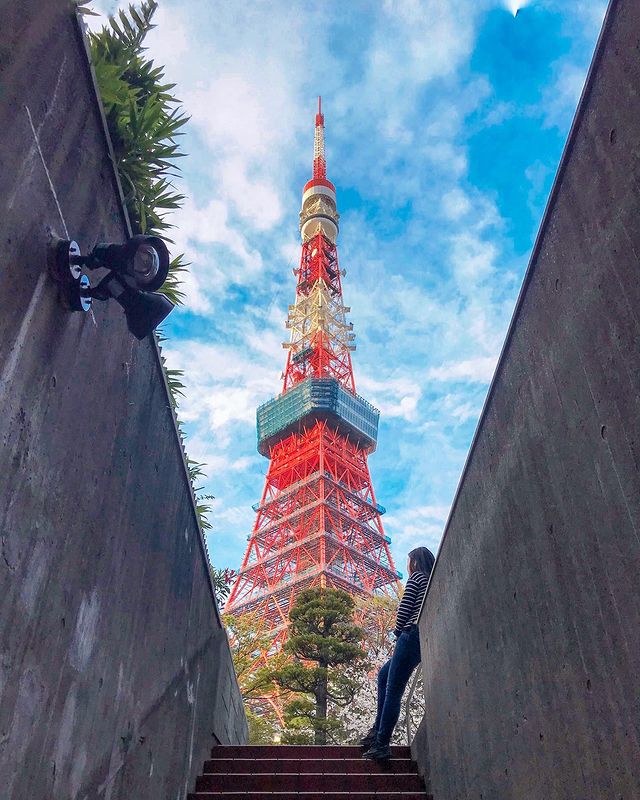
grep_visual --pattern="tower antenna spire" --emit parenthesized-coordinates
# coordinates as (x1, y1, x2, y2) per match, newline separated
(313, 95, 326, 179)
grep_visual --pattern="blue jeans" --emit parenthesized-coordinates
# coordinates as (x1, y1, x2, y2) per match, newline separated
(374, 625, 421, 746)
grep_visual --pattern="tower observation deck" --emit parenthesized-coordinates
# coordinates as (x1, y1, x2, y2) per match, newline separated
(226, 98, 399, 646)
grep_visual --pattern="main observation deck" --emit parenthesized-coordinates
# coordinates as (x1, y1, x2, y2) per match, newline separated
(256, 377, 379, 457)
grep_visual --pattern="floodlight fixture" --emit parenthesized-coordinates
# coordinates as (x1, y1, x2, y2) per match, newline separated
(70, 234, 170, 291)
(49, 235, 175, 339)
(86, 273, 175, 340)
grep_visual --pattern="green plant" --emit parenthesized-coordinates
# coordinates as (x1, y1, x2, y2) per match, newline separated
(86, 0, 188, 306)
(223, 609, 286, 741)
(209, 567, 236, 600)
(188, 459, 215, 532)
(81, 2, 227, 572)
(246, 708, 279, 745)
(224, 610, 286, 703)
(154, 329, 214, 533)
(271, 588, 367, 745)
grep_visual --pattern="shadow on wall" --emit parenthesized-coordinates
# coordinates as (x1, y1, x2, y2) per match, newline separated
(0, 3, 247, 800)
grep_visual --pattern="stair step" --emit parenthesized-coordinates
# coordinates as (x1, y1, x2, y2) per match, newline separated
(188, 794, 428, 800)
(196, 773, 424, 793)
(203, 757, 415, 774)
(193, 744, 427, 798)
(209, 745, 412, 759)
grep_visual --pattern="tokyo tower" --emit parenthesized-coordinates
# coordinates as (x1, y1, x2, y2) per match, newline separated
(226, 98, 399, 647)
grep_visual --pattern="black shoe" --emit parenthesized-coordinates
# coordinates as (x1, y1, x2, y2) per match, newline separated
(359, 726, 377, 749)
(363, 742, 391, 761)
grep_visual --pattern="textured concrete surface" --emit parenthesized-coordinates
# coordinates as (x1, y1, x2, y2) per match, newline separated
(414, 1, 640, 798)
(0, 4, 246, 799)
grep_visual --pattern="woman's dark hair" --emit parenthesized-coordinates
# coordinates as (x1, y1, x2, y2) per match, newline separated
(408, 546, 435, 577)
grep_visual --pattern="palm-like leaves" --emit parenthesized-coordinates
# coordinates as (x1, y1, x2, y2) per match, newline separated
(88, 1, 189, 259)
(154, 328, 214, 533)
(88, 5, 215, 531)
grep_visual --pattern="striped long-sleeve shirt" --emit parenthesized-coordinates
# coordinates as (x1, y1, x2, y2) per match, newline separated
(394, 571, 430, 636)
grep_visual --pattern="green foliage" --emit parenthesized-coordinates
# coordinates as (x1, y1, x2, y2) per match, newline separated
(281, 696, 345, 745)
(161, 252, 188, 307)
(224, 610, 286, 742)
(75, 3, 100, 17)
(209, 567, 228, 599)
(87, 2, 213, 534)
(271, 588, 367, 745)
(155, 329, 213, 533)
(189, 459, 215, 532)
(246, 709, 279, 745)
(164, 367, 185, 410)
(286, 587, 365, 664)
(224, 611, 286, 703)
(86, 1, 189, 306)
(209, 566, 236, 601)
(280, 697, 316, 744)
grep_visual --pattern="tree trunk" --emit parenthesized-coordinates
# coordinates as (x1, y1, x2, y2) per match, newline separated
(315, 668, 328, 745)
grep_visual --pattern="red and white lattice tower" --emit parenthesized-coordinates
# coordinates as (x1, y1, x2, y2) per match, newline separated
(226, 98, 399, 650)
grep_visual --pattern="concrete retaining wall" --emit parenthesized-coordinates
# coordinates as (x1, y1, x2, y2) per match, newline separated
(0, 4, 247, 799)
(415, 1, 640, 798)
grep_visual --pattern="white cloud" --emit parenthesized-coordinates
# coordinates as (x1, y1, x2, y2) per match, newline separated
(543, 0, 607, 40)
(441, 188, 472, 221)
(423, 141, 469, 179)
(186, 445, 256, 477)
(167, 194, 265, 314)
(378, 0, 481, 86)
(84, 0, 126, 21)
(171, 194, 262, 271)
(279, 239, 301, 267)
(149, 3, 309, 247)
(384, 504, 450, 557)
(525, 159, 553, 227)
(541, 60, 588, 130)
(578, 1, 608, 37)
(204, 387, 257, 430)
(86, 0, 600, 574)
(427, 356, 498, 383)
(218, 158, 283, 231)
(163, 337, 280, 442)
(216, 505, 252, 525)
(358, 374, 422, 422)
(483, 100, 516, 127)
(147, 5, 189, 69)
(440, 393, 483, 424)
(450, 231, 498, 287)
(183, 74, 290, 230)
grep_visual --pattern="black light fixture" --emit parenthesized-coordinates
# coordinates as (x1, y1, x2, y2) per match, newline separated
(50, 235, 175, 339)
(73, 235, 170, 291)
(86, 272, 175, 340)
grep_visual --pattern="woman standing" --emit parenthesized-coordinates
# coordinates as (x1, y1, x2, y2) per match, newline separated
(362, 546, 436, 761)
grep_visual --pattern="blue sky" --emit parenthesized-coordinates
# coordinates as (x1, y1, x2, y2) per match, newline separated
(92, 0, 606, 573)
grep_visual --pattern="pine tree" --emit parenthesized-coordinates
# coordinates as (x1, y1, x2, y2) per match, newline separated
(271, 587, 367, 745)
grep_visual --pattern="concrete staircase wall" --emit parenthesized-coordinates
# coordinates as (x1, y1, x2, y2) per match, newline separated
(0, 4, 247, 799)
(413, 1, 640, 797)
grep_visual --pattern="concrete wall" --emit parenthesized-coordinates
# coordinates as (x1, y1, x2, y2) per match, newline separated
(415, 1, 640, 798)
(0, 4, 247, 800)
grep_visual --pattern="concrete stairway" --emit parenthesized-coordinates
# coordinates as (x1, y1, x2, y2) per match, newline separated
(187, 744, 430, 799)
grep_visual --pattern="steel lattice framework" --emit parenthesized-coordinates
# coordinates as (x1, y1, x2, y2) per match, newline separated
(226, 98, 399, 651)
